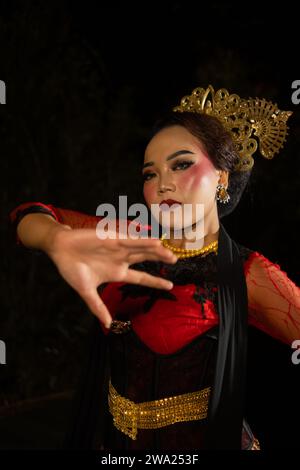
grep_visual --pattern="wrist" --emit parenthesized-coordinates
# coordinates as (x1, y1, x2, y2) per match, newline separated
(42, 223, 72, 257)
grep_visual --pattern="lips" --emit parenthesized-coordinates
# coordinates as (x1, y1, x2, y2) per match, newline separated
(159, 199, 182, 208)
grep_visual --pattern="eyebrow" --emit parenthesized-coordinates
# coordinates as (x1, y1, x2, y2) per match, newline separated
(142, 150, 195, 169)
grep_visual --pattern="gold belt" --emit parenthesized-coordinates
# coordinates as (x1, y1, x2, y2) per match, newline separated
(108, 380, 211, 440)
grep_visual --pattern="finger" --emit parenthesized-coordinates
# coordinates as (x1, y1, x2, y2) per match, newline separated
(80, 288, 112, 329)
(94, 237, 176, 261)
(118, 238, 163, 249)
(94, 239, 173, 258)
(119, 240, 178, 259)
(125, 269, 173, 290)
(128, 252, 176, 265)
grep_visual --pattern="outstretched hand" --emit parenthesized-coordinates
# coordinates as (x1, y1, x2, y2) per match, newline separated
(45, 225, 177, 328)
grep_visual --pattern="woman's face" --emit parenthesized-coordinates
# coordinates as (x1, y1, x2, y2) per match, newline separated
(143, 125, 227, 232)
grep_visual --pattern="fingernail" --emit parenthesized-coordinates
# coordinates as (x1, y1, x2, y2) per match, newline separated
(167, 282, 173, 289)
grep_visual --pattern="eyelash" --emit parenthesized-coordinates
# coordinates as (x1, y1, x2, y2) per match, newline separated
(143, 160, 194, 182)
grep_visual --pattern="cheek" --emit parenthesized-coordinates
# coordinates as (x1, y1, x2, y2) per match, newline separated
(143, 183, 156, 204)
(179, 160, 217, 192)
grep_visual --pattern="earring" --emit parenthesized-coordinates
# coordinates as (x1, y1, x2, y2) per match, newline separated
(216, 184, 230, 204)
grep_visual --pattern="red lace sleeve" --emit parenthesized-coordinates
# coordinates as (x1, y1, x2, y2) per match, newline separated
(9, 201, 151, 245)
(45, 206, 102, 229)
(245, 252, 300, 344)
(9, 202, 101, 229)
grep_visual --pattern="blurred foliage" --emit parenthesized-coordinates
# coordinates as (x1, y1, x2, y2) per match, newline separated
(0, 1, 299, 408)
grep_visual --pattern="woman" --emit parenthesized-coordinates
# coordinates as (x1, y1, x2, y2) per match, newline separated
(10, 86, 300, 450)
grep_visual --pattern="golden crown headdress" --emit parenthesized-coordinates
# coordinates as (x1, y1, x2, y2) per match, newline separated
(173, 85, 292, 171)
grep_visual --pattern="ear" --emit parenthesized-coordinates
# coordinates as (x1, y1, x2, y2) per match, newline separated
(218, 170, 229, 188)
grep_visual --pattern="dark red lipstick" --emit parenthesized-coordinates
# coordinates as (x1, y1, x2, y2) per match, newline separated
(159, 199, 181, 207)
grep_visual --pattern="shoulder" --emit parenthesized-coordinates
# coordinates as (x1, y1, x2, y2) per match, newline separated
(236, 242, 259, 273)
(237, 244, 290, 284)
(236, 243, 255, 263)
(236, 243, 279, 277)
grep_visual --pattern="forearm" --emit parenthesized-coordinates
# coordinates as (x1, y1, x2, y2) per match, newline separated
(16, 213, 71, 253)
(10, 201, 101, 231)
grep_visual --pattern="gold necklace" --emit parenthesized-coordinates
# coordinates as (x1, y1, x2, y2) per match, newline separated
(160, 234, 218, 259)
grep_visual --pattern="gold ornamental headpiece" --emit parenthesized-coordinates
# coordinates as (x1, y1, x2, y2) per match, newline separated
(173, 85, 292, 171)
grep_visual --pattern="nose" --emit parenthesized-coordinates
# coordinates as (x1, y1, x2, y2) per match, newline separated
(158, 175, 176, 195)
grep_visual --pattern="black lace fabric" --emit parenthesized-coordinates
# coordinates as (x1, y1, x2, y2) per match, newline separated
(130, 243, 253, 280)
(118, 243, 254, 309)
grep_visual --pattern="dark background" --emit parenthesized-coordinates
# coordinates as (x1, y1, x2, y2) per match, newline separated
(0, 0, 299, 450)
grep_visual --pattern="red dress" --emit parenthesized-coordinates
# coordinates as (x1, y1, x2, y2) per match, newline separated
(10, 202, 300, 450)
(10, 201, 300, 354)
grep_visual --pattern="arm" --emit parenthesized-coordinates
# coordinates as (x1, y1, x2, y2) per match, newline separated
(9, 202, 101, 244)
(10, 202, 151, 246)
(9, 201, 175, 328)
(245, 252, 300, 344)
(16, 212, 71, 251)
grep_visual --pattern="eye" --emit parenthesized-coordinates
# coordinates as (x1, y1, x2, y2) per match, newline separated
(143, 172, 156, 182)
(172, 160, 194, 171)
